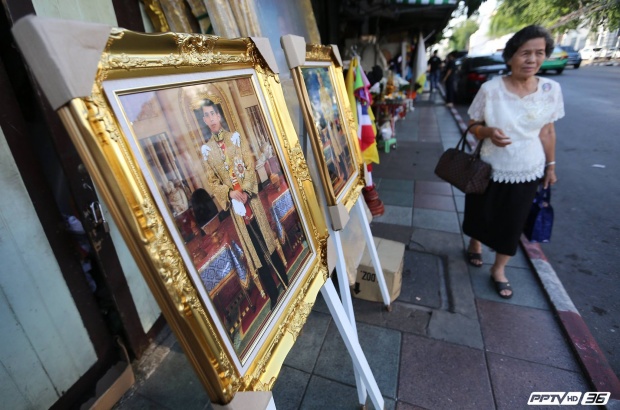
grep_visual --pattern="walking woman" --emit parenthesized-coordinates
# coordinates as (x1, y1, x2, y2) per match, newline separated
(463, 25, 564, 298)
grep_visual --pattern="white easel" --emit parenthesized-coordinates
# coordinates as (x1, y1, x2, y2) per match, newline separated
(281, 34, 392, 409)
(314, 150, 389, 410)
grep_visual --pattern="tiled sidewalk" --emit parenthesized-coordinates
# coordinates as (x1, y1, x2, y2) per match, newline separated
(114, 93, 593, 410)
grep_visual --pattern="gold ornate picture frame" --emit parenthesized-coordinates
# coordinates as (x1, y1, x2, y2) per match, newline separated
(13, 19, 328, 404)
(282, 36, 365, 211)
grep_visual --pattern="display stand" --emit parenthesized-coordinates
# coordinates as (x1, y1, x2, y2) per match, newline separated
(321, 278, 384, 410)
(280, 35, 389, 408)
(306, 141, 389, 409)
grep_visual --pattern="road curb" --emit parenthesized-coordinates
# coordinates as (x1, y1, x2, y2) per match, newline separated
(520, 238, 620, 404)
(447, 104, 620, 403)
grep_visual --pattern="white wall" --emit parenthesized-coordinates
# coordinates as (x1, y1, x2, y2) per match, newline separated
(0, 128, 97, 409)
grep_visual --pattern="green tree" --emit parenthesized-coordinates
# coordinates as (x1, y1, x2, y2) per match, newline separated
(450, 19, 480, 50)
(490, 0, 620, 36)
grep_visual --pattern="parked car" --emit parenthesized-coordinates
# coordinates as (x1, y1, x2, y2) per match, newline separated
(580, 46, 603, 60)
(602, 47, 617, 59)
(560, 45, 582, 68)
(539, 46, 568, 74)
(455, 53, 508, 103)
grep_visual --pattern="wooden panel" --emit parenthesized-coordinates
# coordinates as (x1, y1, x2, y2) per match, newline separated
(0, 290, 58, 408)
(0, 351, 36, 409)
(0, 130, 96, 407)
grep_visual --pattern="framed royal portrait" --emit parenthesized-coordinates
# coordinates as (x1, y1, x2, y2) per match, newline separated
(282, 35, 365, 211)
(16, 23, 329, 404)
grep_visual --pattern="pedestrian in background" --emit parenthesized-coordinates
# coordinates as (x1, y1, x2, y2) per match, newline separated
(463, 25, 563, 298)
(427, 50, 442, 93)
(442, 51, 457, 107)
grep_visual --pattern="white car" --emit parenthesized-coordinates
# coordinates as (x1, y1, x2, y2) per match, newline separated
(602, 47, 617, 59)
(580, 47, 602, 60)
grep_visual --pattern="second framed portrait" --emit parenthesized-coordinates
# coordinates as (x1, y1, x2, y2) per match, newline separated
(282, 36, 365, 211)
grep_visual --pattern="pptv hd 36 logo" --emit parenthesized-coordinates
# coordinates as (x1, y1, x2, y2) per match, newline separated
(527, 392, 610, 405)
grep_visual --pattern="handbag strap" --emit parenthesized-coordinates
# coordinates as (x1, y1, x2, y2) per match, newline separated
(457, 121, 485, 155)
(533, 185, 551, 206)
(539, 186, 551, 202)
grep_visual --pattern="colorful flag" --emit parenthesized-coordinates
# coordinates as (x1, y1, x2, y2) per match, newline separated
(349, 58, 379, 165)
(345, 57, 358, 128)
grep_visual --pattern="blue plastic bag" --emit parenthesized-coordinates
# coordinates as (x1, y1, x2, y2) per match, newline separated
(524, 186, 554, 243)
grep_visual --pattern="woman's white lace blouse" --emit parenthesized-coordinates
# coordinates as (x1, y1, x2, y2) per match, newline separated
(467, 76, 564, 183)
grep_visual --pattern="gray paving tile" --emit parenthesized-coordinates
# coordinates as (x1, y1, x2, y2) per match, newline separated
(487, 353, 595, 410)
(352, 298, 430, 335)
(395, 402, 428, 410)
(470, 265, 551, 310)
(272, 366, 311, 410)
(314, 322, 401, 399)
(136, 345, 209, 410)
(418, 133, 441, 143)
(446, 257, 478, 319)
(374, 143, 445, 181)
(301, 375, 396, 410)
(115, 392, 175, 410)
(478, 299, 580, 372)
(412, 208, 460, 233)
(452, 186, 465, 197)
(414, 193, 455, 211)
(380, 189, 414, 207)
(373, 205, 412, 226)
(428, 310, 484, 349)
(369, 222, 415, 244)
(409, 228, 463, 260)
(408, 228, 478, 319)
(415, 180, 453, 196)
(399, 250, 443, 309)
(398, 334, 493, 410)
(378, 178, 414, 192)
(311, 289, 330, 315)
(283, 311, 331, 372)
(454, 194, 465, 212)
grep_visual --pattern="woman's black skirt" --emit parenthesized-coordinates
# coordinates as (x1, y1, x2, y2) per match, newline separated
(463, 179, 540, 256)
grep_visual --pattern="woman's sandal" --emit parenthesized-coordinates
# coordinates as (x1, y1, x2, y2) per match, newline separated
(465, 251, 483, 267)
(491, 277, 513, 299)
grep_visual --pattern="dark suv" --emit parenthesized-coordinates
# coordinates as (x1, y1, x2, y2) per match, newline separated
(455, 54, 508, 103)
(560, 45, 582, 68)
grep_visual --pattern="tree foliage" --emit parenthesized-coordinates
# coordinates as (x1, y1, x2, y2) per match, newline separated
(450, 20, 480, 50)
(490, 0, 620, 37)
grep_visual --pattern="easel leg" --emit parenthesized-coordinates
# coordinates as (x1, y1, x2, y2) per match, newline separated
(355, 199, 391, 310)
(332, 229, 367, 406)
(321, 279, 385, 410)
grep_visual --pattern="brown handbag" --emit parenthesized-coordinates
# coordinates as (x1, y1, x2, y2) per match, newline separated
(434, 122, 491, 194)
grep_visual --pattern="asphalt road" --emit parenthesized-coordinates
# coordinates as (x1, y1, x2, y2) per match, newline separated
(455, 64, 620, 378)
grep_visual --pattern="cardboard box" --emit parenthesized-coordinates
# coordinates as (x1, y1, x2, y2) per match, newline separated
(353, 237, 404, 303)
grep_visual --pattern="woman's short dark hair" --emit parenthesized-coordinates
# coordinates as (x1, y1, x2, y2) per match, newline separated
(502, 25, 554, 62)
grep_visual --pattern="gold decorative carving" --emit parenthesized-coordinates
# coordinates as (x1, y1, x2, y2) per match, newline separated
(306, 44, 333, 61)
(287, 302, 313, 340)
